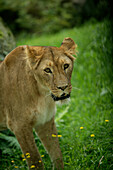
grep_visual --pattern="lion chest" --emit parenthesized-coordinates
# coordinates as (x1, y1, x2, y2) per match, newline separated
(32, 97, 55, 126)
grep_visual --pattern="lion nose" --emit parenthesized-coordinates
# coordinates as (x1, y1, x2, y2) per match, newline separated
(57, 85, 68, 91)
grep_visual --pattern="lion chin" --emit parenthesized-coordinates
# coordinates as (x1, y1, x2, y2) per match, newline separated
(56, 98, 70, 105)
(51, 93, 71, 105)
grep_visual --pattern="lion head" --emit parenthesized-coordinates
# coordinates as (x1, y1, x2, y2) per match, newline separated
(26, 37, 77, 102)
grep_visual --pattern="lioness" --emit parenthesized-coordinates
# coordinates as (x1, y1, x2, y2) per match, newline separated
(0, 38, 77, 169)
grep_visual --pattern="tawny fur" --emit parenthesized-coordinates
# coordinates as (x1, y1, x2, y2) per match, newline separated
(0, 38, 77, 169)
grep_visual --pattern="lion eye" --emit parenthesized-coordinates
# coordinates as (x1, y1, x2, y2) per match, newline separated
(44, 68, 52, 73)
(64, 64, 69, 70)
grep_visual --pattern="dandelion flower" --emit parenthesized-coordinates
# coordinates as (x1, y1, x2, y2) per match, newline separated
(105, 120, 109, 122)
(41, 155, 44, 157)
(27, 155, 30, 158)
(58, 135, 62, 137)
(14, 166, 18, 168)
(31, 165, 35, 168)
(11, 160, 14, 163)
(52, 134, 57, 137)
(90, 134, 95, 137)
(80, 127, 84, 130)
(23, 158, 26, 161)
(26, 153, 30, 156)
(22, 154, 24, 158)
(39, 160, 41, 163)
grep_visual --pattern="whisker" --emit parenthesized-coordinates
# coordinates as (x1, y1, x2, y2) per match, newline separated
(72, 87, 81, 91)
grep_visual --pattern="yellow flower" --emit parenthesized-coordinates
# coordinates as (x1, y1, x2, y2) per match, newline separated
(52, 134, 57, 137)
(39, 160, 41, 163)
(26, 152, 30, 156)
(27, 155, 30, 158)
(22, 154, 24, 158)
(80, 127, 84, 129)
(90, 134, 95, 137)
(41, 155, 44, 157)
(11, 160, 14, 163)
(22, 158, 26, 161)
(31, 165, 35, 168)
(14, 166, 18, 168)
(58, 135, 62, 137)
(105, 120, 109, 122)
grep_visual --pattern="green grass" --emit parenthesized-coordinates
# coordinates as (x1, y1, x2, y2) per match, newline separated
(0, 20, 113, 170)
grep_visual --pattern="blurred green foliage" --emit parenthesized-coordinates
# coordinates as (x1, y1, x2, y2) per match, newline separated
(0, 17, 16, 61)
(0, 0, 111, 34)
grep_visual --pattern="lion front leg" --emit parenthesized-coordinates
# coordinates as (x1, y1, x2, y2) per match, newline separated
(11, 123, 44, 170)
(35, 118, 64, 170)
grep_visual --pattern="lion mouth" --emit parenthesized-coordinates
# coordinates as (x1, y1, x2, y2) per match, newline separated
(51, 93, 70, 101)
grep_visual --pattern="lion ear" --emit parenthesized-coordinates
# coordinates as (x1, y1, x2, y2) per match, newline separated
(60, 37, 77, 57)
(24, 45, 43, 69)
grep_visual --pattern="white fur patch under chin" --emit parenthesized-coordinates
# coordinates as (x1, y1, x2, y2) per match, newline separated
(55, 98, 70, 105)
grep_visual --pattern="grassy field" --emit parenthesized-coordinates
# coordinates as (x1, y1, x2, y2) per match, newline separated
(0, 20, 113, 170)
